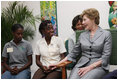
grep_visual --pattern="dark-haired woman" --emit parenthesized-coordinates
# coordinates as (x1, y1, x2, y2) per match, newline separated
(32, 20, 66, 79)
(1, 24, 33, 79)
(68, 15, 84, 55)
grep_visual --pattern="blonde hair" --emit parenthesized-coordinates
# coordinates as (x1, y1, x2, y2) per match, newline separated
(81, 8, 100, 25)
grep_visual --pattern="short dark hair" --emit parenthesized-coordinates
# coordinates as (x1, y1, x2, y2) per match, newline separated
(11, 24, 24, 32)
(39, 20, 52, 37)
(72, 15, 82, 31)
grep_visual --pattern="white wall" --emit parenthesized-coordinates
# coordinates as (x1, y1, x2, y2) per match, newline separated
(57, 1, 110, 41)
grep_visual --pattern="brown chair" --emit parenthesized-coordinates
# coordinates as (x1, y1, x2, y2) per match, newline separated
(62, 66, 67, 79)
(58, 61, 72, 79)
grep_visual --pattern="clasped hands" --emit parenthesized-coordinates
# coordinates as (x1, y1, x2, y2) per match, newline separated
(42, 66, 52, 73)
(42, 65, 58, 73)
(9, 66, 21, 75)
(49, 61, 94, 77)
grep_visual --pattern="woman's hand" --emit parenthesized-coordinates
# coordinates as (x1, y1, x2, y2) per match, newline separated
(49, 64, 57, 70)
(78, 66, 94, 77)
(78, 60, 102, 77)
(10, 66, 20, 75)
(56, 61, 72, 67)
(49, 61, 72, 70)
(10, 68, 16, 75)
(43, 66, 51, 73)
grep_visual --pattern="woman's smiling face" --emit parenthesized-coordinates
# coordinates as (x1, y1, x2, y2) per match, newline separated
(44, 23, 54, 37)
(76, 20, 84, 30)
(82, 15, 95, 30)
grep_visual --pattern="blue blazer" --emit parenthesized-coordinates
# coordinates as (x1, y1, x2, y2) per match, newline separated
(67, 27, 112, 71)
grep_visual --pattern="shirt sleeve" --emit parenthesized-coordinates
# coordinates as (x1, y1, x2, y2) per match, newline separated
(34, 42, 41, 55)
(98, 31, 112, 70)
(58, 37, 66, 54)
(67, 34, 82, 62)
(2, 43, 9, 58)
(68, 38, 75, 54)
(27, 42, 33, 56)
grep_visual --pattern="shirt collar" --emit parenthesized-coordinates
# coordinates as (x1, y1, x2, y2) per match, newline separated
(10, 39, 24, 46)
(42, 36, 55, 45)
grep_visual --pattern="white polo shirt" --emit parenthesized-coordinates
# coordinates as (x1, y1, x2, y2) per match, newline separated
(34, 36, 66, 67)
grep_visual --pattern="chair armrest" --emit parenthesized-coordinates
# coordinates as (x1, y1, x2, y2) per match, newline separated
(57, 61, 72, 67)
(62, 66, 66, 79)
(57, 61, 72, 79)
